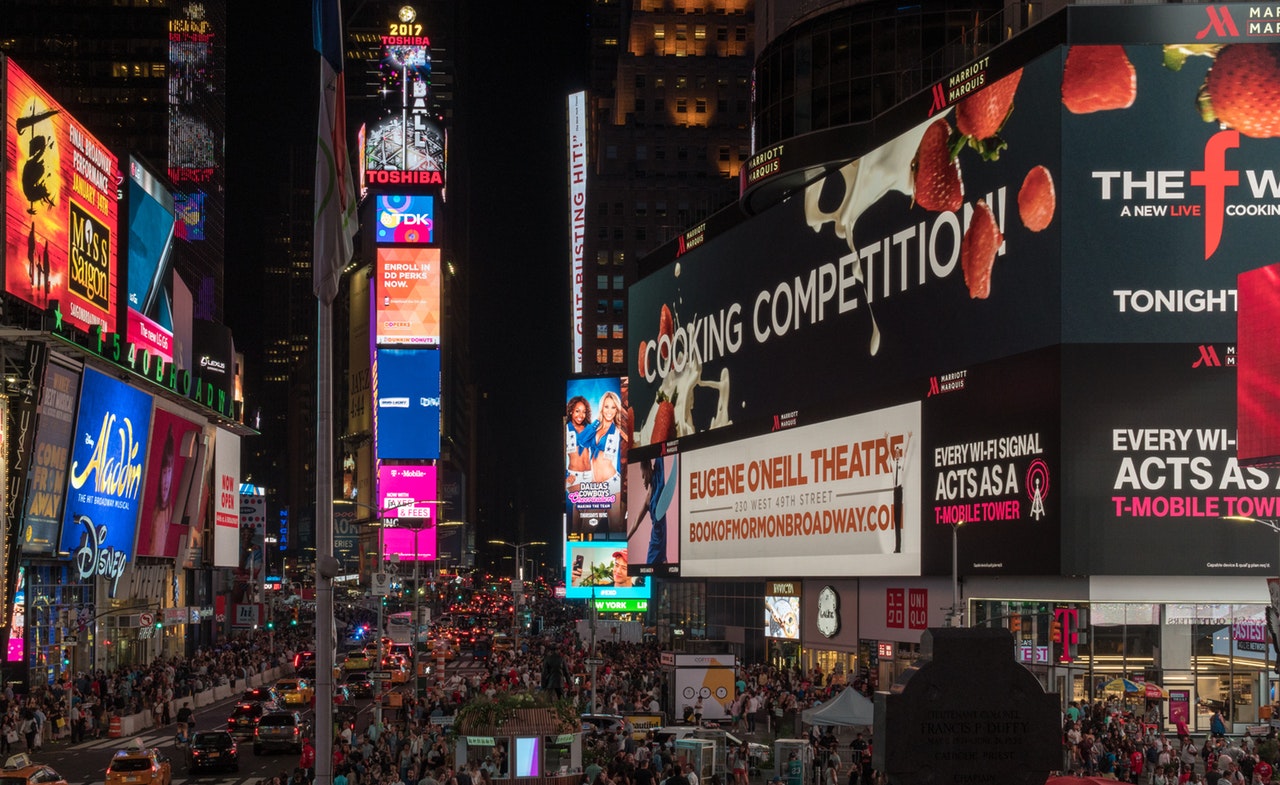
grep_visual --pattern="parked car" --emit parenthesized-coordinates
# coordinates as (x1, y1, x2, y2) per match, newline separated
(185, 731, 239, 773)
(253, 711, 308, 755)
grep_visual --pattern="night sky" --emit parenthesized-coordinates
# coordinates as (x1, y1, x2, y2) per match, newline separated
(224, 2, 590, 550)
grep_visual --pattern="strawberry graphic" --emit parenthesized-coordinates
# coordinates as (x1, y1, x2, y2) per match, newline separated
(961, 200, 1003, 300)
(1201, 44, 1280, 138)
(1062, 46, 1137, 114)
(955, 68, 1023, 160)
(1018, 165, 1056, 232)
(651, 396, 676, 443)
(658, 304, 674, 364)
(638, 342, 648, 379)
(911, 118, 963, 212)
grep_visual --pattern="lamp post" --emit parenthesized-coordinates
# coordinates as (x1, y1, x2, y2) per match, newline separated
(488, 540, 547, 654)
(951, 520, 965, 628)
(1226, 515, 1280, 708)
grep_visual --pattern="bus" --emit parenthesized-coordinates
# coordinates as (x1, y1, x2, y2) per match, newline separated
(386, 610, 429, 645)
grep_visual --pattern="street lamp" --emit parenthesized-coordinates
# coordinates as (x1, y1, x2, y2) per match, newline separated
(488, 539, 547, 653)
(950, 520, 965, 628)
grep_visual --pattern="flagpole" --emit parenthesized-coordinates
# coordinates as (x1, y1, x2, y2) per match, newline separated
(315, 298, 335, 785)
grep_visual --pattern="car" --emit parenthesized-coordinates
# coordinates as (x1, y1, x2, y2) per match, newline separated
(185, 731, 238, 773)
(344, 671, 374, 698)
(273, 678, 314, 706)
(239, 687, 279, 708)
(581, 714, 628, 735)
(333, 685, 358, 720)
(292, 651, 316, 671)
(430, 639, 456, 661)
(342, 651, 374, 671)
(492, 632, 514, 652)
(253, 711, 307, 755)
(0, 755, 68, 785)
(105, 747, 172, 785)
(226, 702, 267, 738)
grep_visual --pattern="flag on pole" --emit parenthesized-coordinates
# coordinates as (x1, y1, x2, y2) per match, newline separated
(313, 0, 358, 305)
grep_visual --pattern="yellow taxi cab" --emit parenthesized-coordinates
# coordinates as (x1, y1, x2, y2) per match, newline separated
(0, 754, 68, 785)
(343, 651, 375, 671)
(273, 677, 315, 707)
(105, 746, 172, 785)
(431, 638, 456, 662)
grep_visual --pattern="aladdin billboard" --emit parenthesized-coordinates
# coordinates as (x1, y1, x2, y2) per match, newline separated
(59, 368, 153, 598)
(4, 57, 120, 334)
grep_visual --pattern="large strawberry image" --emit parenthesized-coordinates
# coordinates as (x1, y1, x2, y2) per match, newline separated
(1062, 45, 1137, 114)
(961, 200, 1003, 299)
(1018, 166, 1056, 233)
(955, 68, 1023, 160)
(1200, 44, 1280, 138)
(657, 304, 674, 364)
(651, 397, 676, 443)
(911, 118, 963, 212)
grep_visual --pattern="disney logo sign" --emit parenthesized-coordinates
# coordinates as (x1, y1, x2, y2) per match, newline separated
(71, 515, 128, 597)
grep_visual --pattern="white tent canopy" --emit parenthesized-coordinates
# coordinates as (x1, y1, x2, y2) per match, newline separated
(800, 687, 875, 727)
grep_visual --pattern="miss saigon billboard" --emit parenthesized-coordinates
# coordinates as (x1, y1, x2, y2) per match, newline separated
(4, 57, 120, 334)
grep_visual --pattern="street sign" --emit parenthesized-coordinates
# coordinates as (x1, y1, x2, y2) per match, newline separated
(585, 657, 604, 666)
(372, 573, 390, 596)
(369, 671, 394, 680)
(63, 635, 78, 646)
(138, 612, 153, 627)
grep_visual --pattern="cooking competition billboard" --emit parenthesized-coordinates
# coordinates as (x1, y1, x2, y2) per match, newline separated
(1061, 343, 1280, 576)
(4, 57, 120, 334)
(375, 246, 441, 346)
(59, 368, 154, 597)
(628, 49, 1064, 448)
(679, 401, 921, 578)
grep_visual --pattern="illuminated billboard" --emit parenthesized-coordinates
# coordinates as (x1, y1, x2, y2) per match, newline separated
(136, 407, 204, 559)
(375, 247, 441, 346)
(383, 525, 437, 561)
(60, 368, 154, 597)
(764, 581, 801, 640)
(20, 359, 81, 555)
(565, 377, 627, 537)
(364, 33, 445, 187)
(124, 155, 177, 364)
(374, 348, 440, 460)
(565, 541, 652, 600)
(625, 454, 679, 577)
(4, 58, 120, 334)
(378, 464, 437, 521)
(1238, 262, 1280, 465)
(568, 91, 586, 373)
(376, 195, 434, 244)
(679, 402, 920, 578)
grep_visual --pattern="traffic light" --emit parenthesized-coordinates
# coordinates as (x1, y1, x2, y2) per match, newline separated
(267, 620, 274, 630)
(1009, 615, 1022, 634)
(155, 620, 163, 630)
(1050, 620, 1062, 643)
(61, 649, 70, 668)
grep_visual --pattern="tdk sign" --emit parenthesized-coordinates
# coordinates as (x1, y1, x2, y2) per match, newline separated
(376, 195, 434, 244)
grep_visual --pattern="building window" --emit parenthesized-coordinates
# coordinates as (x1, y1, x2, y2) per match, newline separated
(719, 146, 730, 161)
(718, 98, 729, 112)
(597, 274, 609, 289)
(717, 27, 728, 41)
(596, 324, 608, 339)
(598, 227, 609, 239)
(636, 145, 648, 161)
(655, 98, 665, 114)
(695, 25, 707, 40)
(738, 146, 748, 160)
(613, 324, 625, 340)
(655, 202, 667, 217)
(676, 98, 688, 113)
(635, 98, 646, 112)
(606, 145, 618, 159)
(696, 98, 707, 113)
(696, 76, 708, 89)
(654, 77, 665, 88)
(635, 74, 646, 89)
(614, 202, 624, 217)
(677, 146, 689, 160)
(611, 348, 625, 365)
(597, 299, 608, 315)
(654, 24, 665, 39)
(597, 202, 608, 217)
(676, 76, 689, 89)
(613, 251, 627, 265)
(613, 274, 625, 289)
(735, 27, 746, 41)
(655, 147, 666, 160)
(596, 348, 609, 364)
(635, 202, 648, 217)
(613, 299, 625, 314)
(636, 227, 647, 241)
(676, 25, 687, 41)
(614, 228, 624, 240)
(597, 250, 610, 264)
